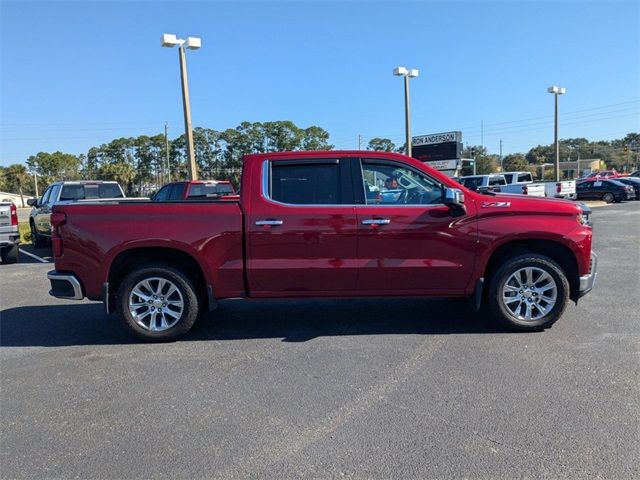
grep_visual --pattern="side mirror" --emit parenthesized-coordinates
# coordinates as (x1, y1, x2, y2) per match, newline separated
(444, 188, 465, 208)
(27, 198, 38, 207)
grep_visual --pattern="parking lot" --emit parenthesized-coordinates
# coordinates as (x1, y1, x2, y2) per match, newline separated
(1, 201, 638, 479)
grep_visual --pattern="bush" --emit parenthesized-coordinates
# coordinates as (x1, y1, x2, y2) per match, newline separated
(18, 222, 31, 243)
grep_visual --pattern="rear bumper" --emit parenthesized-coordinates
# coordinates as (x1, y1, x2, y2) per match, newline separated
(577, 251, 597, 298)
(47, 270, 84, 300)
(0, 232, 20, 247)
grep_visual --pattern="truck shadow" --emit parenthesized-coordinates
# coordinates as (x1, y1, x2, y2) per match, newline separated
(1, 297, 508, 348)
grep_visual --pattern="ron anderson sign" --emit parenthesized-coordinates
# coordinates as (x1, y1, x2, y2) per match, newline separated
(412, 131, 462, 146)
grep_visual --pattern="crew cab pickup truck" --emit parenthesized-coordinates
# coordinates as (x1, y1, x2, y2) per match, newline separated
(0, 201, 19, 264)
(47, 151, 597, 341)
(28, 181, 125, 247)
(500, 172, 546, 197)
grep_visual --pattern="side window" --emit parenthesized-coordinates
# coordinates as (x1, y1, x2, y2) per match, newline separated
(48, 184, 61, 204)
(489, 176, 505, 186)
(503, 174, 514, 183)
(154, 185, 171, 201)
(518, 173, 533, 183)
(169, 183, 186, 200)
(270, 162, 341, 205)
(40, 186, 53, 205)
(361, 161, 444, 205)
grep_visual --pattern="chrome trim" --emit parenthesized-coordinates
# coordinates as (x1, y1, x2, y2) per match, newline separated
(255, 219, 284, 226)
(47, 271, 83, 300)
(578, 251, 598, 297)
(362, 219, 391, 225)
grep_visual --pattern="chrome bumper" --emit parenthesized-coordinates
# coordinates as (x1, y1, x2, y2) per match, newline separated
(47, 270, 84, 300)
(578, 252, 597, 298)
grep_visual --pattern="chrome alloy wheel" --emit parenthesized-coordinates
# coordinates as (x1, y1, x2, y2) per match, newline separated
(501, 267, 557, 322)
(128, 277, 184, 332)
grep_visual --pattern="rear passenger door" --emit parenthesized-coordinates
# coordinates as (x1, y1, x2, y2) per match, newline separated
(246, 158, 358, 295)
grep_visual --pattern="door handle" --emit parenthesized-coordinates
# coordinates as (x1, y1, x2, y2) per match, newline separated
(255, 219, 284, 226)
(362, 219, 391, 225)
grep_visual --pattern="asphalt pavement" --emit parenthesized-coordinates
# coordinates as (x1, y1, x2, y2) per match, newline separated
(1, 202, 639, 479)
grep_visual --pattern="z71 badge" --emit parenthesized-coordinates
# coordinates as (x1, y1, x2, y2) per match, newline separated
(482, 201, 511, 208)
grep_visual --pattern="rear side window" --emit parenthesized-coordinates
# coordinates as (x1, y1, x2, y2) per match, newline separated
(270, 162, 341, 205)
(518, 173, 533, 182)
(459, 177, 482, 189)
(169, 183, 186, 200)
(488, 176, 505, 186)
(503, 174, 514, 183)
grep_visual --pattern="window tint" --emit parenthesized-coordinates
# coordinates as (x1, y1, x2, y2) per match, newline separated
(518, 173, 533, 182)
(503, 174, 514, 183)
(59, 183, 123, 201)
(154, 185, 171, 201)
(169, 183, 186, 200)
(48, 184, 61, 204)
(488, 176, 506, 186)
(270, 162, 341, 204)
(188, 182, 234, 198)
(458, 177, 483, 190)
(40, 186, 53, 205)
(361, 161, 444, 205)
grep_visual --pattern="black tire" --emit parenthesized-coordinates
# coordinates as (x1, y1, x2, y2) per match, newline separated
(0, 244, 19, 264)
(488, 253, 569, 332)
(30, 221, 47, 248)
(116, 265, 200, 342)
(602, 192, 614, 204)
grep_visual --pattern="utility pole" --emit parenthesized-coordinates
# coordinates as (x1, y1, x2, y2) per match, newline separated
(499, 139, 503, 169)
(547, 86, 566, 182)
(165, 122, 170, 183)
(481, 120, 484, 150)
(358, 134, 362, 150)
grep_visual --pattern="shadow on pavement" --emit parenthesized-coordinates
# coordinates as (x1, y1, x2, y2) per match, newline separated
(1, 297, 509, 348)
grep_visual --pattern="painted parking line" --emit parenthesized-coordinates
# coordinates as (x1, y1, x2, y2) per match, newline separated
(19, 248, 50, 263)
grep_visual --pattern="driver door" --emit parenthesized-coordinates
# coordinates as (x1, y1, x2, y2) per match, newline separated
(355, 158, 477, 294)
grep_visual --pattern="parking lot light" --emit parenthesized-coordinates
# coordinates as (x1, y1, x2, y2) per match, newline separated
(394, 66, 420, 157)
(548, 85, 566, 182)
(162, 33, 202, 181)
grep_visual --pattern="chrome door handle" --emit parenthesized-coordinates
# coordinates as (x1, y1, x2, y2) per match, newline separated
(255, 219, 284, 226)
(362, 219, 391, 225)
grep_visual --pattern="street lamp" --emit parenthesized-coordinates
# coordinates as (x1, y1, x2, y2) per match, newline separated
(393, 66, 419, 157)
(547, 85, 566, 182)
(162, 33, 202, 181)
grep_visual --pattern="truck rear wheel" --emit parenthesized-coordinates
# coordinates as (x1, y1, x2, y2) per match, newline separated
(488, 254, 569, 331)
(1, 244, 19, 264)
(116, 265, 200, 342)
(30, 221, 47, 248)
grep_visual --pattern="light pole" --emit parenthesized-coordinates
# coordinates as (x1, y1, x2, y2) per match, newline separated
(162, 33, 201, 180)
(393, 66, 419, 157)
(547, 86, 566, 182)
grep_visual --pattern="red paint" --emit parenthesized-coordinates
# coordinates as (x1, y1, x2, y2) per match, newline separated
(52, 151, 593, 304)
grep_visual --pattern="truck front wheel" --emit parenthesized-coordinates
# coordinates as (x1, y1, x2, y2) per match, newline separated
(488, 254, 569, 331)
(116, 265, 200, 342)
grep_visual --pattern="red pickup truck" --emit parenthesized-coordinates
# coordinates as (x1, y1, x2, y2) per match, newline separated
(47, 151, 597, 341)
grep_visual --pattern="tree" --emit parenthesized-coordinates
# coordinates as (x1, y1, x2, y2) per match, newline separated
(26, 151, 81, 182)
(502, 153, 528, 172)
(3, 164, 32, 206)
(301, 126, 333, 150)
(367, 138, 397, 152)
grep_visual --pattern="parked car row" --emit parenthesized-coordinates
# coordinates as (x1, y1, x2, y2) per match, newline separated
(455, 172, 575, 199)
(576, 177, 638, 203)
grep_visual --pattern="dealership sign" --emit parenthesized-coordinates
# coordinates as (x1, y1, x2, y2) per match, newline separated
(412, 131, 462, 147)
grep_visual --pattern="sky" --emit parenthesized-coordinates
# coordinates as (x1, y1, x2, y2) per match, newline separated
(1, 0, 639, 167)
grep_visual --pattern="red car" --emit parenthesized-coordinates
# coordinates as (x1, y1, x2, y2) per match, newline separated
(584, 170, 628, 180)
(152, 180, 237, 201)
(47, 151, 596, 341)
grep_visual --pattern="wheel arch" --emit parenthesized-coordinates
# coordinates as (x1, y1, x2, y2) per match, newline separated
(107, 247, 212, 313)
(483, 239, 580, 302)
